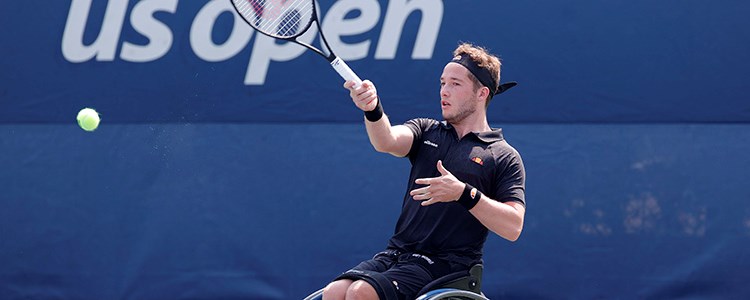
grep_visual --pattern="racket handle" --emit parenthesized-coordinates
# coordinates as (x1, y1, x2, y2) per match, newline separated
(331, 57, 362, 89)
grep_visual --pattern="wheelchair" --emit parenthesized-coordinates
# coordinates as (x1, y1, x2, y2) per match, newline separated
(303, 264, 489, 300)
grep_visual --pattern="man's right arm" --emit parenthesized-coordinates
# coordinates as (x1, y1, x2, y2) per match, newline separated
(345, 80, 414, 157)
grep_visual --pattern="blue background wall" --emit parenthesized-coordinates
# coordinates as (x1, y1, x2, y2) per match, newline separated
(2, 1, 749, 299)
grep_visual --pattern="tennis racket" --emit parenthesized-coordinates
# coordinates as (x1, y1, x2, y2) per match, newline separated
(230, 0, 363, 87)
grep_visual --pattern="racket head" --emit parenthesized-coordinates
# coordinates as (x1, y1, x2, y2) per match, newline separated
(231, 0, 316, 39)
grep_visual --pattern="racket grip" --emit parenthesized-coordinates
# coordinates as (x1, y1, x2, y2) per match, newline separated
(331, 57, 362, 89)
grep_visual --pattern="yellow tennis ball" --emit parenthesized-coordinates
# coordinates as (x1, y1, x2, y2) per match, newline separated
(77, 108, 100, 131)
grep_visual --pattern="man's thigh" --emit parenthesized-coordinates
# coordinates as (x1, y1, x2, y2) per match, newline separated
(332, 264, 433, 300)
(333, 250, 451, 300)
(380, 262, 435, 300)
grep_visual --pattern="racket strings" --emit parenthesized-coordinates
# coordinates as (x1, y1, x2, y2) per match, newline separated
(234, 0, 314, 38)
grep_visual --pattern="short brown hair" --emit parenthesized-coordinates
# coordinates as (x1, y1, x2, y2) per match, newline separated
(453, 43, 502, 105)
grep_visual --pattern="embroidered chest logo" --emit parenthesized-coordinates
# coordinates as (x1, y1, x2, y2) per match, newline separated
(471, 157, 484, 166)
(423, 140, 439, 148)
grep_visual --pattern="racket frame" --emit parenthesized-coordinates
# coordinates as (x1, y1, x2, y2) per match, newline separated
(230, 0, 362, 86)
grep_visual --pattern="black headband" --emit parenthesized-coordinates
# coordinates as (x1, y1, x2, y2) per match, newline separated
(450, 53, 517, 97)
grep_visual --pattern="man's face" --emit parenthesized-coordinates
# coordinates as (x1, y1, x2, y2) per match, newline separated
(440, 63, 483, 125)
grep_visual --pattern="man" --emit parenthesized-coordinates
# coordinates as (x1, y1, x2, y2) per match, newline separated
(322, 43, 526, 300)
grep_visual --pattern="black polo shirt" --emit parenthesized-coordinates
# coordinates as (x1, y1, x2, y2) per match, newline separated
(387, 118, 526, 267)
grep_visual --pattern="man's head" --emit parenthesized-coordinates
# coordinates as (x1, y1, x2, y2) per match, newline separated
(440, 43, 502, 124)
(450, 44, 502, 106)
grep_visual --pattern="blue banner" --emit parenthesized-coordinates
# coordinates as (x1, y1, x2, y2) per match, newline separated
(2, 0, 749, 123)
(2, 1, 750, 299)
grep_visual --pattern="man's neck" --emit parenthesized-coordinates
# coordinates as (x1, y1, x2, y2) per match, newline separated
(450, 113, 491, 139)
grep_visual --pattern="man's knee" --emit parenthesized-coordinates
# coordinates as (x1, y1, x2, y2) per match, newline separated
(322, 279, 352, 300)
(333, 269, 400, 300)
(346, 280, 379, 300)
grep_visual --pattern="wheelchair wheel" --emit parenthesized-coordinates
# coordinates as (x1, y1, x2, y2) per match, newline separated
(415, 288, 489, 300)
(302, 288, 324, 300)
(305, 286, 489, 300)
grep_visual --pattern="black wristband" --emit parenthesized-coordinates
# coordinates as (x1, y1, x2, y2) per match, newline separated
(364, 98, 383, 122)
(458, 183, 482, 210)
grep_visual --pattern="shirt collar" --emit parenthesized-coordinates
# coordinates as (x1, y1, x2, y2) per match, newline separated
(440, 121, 504, 143)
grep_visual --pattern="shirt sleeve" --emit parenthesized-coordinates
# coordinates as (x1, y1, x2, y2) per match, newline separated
(494, 148, 526, 206)
(403, 118, 437, 159)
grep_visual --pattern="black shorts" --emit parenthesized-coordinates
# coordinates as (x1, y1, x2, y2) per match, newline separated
(335, 249, 456, 300)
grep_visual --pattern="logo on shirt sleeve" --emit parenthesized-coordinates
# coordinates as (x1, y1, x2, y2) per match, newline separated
(471, 157, 484, 166)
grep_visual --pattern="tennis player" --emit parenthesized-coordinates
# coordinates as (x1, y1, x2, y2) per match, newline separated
(323, 43, 526, 300)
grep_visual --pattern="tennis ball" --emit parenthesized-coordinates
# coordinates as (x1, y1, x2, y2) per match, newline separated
(77, 108, 100, 131)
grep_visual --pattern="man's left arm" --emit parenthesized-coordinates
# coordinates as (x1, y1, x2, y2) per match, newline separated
(468, 196, 525, 242)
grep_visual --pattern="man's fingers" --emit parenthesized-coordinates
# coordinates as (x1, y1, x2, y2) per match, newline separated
(414, 178, 432, 185)
(358, 89, 375, 101)
(410, 162, 459, 206)
(364, 97, 377, 109)
(356, 80, 372, 93)
(410, 186, 429, 196)
(349, 81, 378, 108)
(412, 193, 430, 201)
(437, 160, 450, 176)
(345, 80, 370, 93)
(420, 198, 437, 206)
(344, 80, 361, 92)
(410, 185, 433, 200)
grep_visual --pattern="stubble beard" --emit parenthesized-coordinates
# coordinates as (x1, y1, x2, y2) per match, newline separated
(443, 101, 477, 125)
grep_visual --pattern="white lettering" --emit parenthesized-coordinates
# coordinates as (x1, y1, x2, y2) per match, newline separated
(61, 0, 444, 85)
(375, 0, 443, 59)
(121, 0, 178, 62)
(191, 0, 253, 62)
(245, 33, 312, 85)
(243, 2, 321, 85)
(62, 0, 128, 62)
(323, 0, 381, 60)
